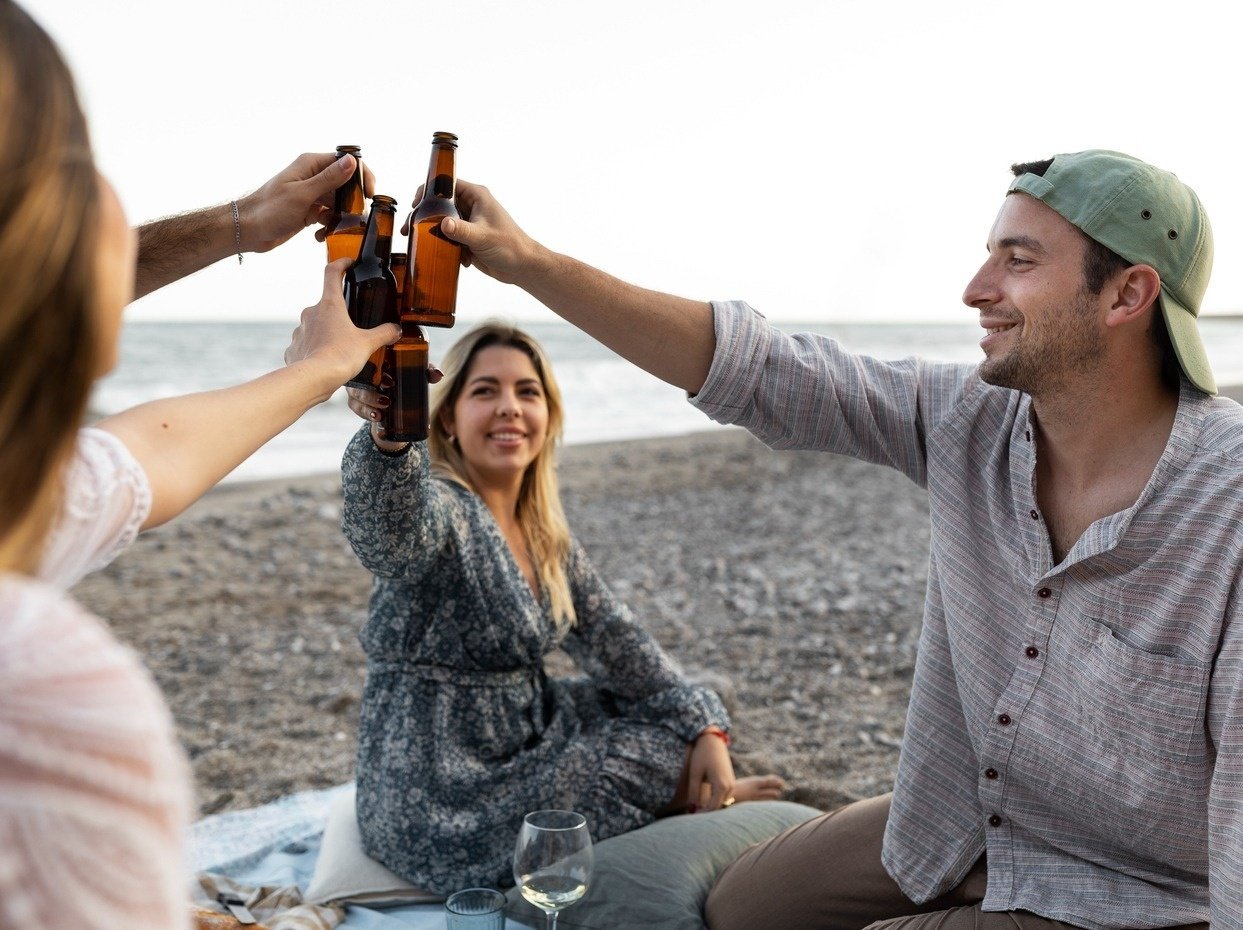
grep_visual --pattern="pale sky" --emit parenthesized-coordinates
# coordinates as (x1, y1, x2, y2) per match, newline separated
(26, 0, 1243, 324)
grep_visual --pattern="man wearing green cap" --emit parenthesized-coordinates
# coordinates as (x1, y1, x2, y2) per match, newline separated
(419, 151, 1234, 928)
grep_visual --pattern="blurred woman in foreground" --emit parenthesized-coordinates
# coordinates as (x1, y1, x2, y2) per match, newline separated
(0, 2, 397, 927)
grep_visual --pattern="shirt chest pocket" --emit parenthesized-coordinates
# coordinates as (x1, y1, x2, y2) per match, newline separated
(1062, 616, 1209, 766)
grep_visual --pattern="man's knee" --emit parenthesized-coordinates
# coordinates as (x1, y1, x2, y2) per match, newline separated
(863, 907, 983, 930)
(705, 794, 897, 930)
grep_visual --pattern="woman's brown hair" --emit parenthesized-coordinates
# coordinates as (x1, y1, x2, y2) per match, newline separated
(0, 0, 102, 573)
(428, 320, 576, 623)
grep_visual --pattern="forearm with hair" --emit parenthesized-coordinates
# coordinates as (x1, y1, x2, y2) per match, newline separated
(133, 203, 234, 300)
(517, 247, 716, 395)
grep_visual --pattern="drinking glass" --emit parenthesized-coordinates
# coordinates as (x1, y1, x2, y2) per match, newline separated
(445, 887, 506, 929)
(512, 810, 593, 930)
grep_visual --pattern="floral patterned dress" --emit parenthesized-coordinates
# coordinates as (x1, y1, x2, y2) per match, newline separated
(341, 427, 729, 894)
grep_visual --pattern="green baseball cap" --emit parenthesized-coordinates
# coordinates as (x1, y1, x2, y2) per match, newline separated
(1009, 149, 1216, 394)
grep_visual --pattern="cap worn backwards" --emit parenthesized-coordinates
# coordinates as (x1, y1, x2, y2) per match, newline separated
(1008, 149, 1216, 394)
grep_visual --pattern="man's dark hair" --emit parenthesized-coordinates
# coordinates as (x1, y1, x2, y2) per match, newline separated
(1010, 159, 1130, 293)
(1011, 158, 1180, 389)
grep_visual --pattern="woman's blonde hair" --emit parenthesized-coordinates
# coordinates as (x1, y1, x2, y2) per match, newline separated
(428, 319, 575, 623)
(0, 0, 101, 574)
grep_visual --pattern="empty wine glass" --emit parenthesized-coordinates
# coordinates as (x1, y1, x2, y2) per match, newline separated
(513, 810, 593, 930)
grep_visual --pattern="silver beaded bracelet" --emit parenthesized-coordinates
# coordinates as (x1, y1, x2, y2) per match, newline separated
(230, 199, 243, 264)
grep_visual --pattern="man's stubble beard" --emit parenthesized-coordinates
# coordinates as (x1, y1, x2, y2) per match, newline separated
(978, 289, 1105, 397)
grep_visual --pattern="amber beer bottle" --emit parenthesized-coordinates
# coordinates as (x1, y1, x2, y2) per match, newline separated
(367, 252, 407, 400)
(325, 145, 367, 263)
(381, 326, 430, 442)
(343, 195, 399, 390)
(403, 132, 462, 328)
(389, 252, 408, 302)
(383, 256, 408, 399)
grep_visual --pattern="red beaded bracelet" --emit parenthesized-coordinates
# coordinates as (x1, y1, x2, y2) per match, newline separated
(701, 728, 731, 747)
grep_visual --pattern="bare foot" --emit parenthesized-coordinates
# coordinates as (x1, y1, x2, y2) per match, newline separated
(731, 774, 785, 803)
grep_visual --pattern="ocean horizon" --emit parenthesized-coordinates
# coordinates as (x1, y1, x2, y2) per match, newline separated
(95, 317, 1243, 483)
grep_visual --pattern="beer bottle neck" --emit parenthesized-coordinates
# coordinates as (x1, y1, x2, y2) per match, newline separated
(423, 145, 457, 201)
(374, 210, 394, 263)
(359, 207, 395, 266)
(334, 161, 366, 216)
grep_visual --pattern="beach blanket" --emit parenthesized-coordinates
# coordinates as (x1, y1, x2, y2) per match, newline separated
(191, 783, 825, 929)
(195, 872, 343, 930)
(190, 784, 536, 930)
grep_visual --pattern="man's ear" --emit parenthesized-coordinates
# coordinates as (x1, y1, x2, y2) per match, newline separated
(1104, 264, 1162, 330)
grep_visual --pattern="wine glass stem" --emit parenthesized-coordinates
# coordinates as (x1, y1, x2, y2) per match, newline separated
(546, 911, 559, 930)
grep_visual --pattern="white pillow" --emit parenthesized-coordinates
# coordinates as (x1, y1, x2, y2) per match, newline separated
(304, 785, 442, 906)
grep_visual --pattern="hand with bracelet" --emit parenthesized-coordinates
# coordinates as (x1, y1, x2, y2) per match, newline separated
(132, 150, 375, 299)
(682, 727, 784, 814)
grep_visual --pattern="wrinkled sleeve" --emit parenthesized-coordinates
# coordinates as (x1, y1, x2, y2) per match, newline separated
(37, 428, 152, 590)
(1207, 589, 1243, 926)
(558, 539, 728, 743)
(0, 583, 191, 930)
(341, 426, 466, 580)
(689, 300, 978, 488)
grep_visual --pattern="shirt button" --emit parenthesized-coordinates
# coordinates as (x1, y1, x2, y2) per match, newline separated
(998, 713, 1012, 726)
(1029, 509, 1039, 520)
(1025, 646, 1040, 658)
(989, 814, 1003, 827)
(1037, 587, 1052, 598)
(985, 768, 999, 780)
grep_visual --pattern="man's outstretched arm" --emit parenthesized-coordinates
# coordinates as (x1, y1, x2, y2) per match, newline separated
(443, 180, 717, 395)
(133, 151, 370, 299)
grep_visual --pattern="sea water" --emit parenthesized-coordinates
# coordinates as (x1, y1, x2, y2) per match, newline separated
(91, 318, 1243, 483)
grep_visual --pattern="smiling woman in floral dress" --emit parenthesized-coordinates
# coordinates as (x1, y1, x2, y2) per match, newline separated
(341, 320, 783, 894)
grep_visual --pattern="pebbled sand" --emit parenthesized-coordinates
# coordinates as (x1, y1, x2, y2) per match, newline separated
(76, 386, 1243, 817)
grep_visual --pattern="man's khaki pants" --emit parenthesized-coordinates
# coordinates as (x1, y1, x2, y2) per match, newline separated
(703, 794, 1209, 930)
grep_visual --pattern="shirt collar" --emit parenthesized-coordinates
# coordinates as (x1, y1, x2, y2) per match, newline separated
(1018, 378, 1207, 573)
